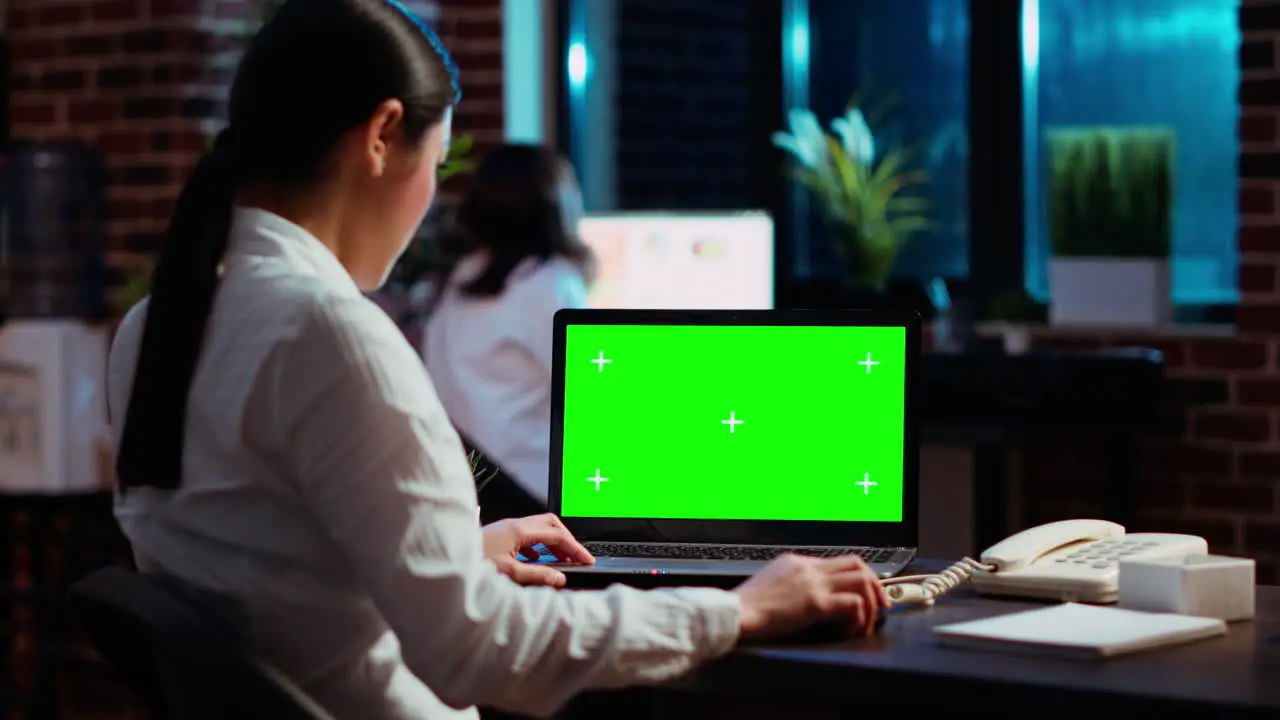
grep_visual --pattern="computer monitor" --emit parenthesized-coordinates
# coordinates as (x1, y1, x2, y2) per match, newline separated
(548, 308, 921, 550)
(578, 211, 774, 310)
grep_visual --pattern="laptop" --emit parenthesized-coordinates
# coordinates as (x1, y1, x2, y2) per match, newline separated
(545, 308, 920, 579)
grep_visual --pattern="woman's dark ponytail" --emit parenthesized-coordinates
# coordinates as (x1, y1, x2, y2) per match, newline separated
(115, 129, 239, 493)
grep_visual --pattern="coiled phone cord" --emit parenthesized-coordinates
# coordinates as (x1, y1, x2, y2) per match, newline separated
(881, 557, 995, 607)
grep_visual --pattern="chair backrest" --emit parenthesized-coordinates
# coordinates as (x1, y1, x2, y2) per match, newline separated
(69, 566, 333, 720)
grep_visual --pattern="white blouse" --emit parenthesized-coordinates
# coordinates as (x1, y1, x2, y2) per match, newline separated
(107, 209, 740, 720)
(423, 253, 586, 502)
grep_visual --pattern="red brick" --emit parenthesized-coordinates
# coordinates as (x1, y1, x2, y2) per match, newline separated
(96, 131, 146, 155)
(91, 0, 145, 22)
(67, 33, 118, 57)
(39, 3, 88, 27)
(150, 0, 205, 20)
(1190, 482, 1276, 514)
(1240, 224, 1280, 252)
(1241, 114, 1278, 143)
(1148, 445, 1234, 477)
(170, 129, 211, 153)
(8, 8, 35, 31)
(1239, 449, 1280, 478)
(1241, 261, 1278, 293)
(1187, 338, 1269, 370)
(1238, 378, 1280, 406)
(1192, 409, 1272, 442)
(448, 48, 503, 74)
(11, 38, 61, 61)
(68, 99, 117, 124)
(10, 101, 57, 125)
(1136, 480, 1186, 512)
(1241, 186, 1276, 215)
(1244, 520, 1280, 554)
(41, 70, 87, 92)
(107, 198, 150, 221)
(1236, 303, 1280, 334)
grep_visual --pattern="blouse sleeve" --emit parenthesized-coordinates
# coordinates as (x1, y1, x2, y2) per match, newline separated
(268, 294, 739, 717)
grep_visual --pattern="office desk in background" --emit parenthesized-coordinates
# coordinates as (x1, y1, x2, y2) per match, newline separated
(559, 560, 1280, 720)
(920, 348, 1165, 554)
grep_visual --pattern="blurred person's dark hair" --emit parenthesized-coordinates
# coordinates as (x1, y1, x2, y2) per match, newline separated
(448, 144, 594, 296)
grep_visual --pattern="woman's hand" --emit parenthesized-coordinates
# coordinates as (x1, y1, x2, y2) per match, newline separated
(735, 553, 890, 640)
(482, 513, 596, 588)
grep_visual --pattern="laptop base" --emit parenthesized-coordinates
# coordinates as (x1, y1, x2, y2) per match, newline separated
(547, 552, 914, 580)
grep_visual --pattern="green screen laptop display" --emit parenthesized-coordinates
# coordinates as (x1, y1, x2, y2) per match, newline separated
(558, 324, 907, 522)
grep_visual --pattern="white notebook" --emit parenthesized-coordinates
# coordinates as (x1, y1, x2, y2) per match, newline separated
(933, 603, 1227, 660)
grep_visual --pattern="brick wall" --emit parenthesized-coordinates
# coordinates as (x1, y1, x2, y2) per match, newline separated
(612, 0, 753, 209)
(6, 0, 253, 296)
(435, 0, 503, 186)
(5, 0, 499, 299)
(1013, 0, 1280, 581)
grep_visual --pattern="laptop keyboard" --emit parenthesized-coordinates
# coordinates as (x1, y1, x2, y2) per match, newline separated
(582, 542, 901, 564)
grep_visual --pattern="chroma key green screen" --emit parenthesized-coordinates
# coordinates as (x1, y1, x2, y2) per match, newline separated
(558, 324, 907, 522)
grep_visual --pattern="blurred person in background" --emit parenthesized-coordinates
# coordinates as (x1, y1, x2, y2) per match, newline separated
(424, 144, 593, 520)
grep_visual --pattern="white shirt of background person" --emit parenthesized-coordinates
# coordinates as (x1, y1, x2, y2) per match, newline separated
(423, 252, 587, 503)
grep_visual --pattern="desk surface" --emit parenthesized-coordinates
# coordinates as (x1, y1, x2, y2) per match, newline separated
(675, 563, 1280, 716)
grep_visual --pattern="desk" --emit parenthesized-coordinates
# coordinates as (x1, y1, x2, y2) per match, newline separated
(558, 561, 1278, 719)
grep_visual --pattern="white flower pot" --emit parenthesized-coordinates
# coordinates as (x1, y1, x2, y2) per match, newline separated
(1049, 257, 1171, 328)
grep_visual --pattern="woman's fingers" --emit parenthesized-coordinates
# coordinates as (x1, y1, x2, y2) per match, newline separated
(501, 558, 568, 587)
(828, 566, 887, 637)
(514, 524, 594, 565)
(539, 514, 595, 564)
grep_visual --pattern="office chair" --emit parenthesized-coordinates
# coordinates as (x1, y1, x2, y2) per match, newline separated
(68, 566, 333, 720)
(456, 430, 547, 524)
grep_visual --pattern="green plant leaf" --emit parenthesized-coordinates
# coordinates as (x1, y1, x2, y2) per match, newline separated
(1047, 126, 1174, 258)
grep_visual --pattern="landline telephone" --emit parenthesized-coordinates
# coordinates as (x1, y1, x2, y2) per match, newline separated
(883, 519, 1209, 607)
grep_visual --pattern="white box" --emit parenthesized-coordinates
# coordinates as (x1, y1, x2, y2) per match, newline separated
(1118, 554, 1255, 622)
(1049, 257, 1172, 328)
(0, 320, 111, 494)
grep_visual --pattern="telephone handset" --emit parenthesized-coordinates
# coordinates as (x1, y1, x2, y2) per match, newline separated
(980, 518, 1125, 572)
(884, 519, 1210, 607)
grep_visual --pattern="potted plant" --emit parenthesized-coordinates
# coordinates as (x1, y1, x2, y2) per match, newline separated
(1046, 127, 1175, 327)
(772, 105, 930, 293)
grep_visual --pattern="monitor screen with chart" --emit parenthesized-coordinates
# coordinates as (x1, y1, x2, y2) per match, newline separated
(578, 212, 774, 310)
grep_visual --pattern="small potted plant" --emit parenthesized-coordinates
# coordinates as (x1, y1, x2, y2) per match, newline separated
(772, 105, 930, 293)
(1046, 126, 1175, 327)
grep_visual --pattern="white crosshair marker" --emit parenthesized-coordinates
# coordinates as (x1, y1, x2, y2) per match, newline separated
(859, 352, 880, 375)
(590, 351, 612, 372)
(588, 469, 609, 491)
(722, 411, 744, 434)
(857, 472, 877, 495)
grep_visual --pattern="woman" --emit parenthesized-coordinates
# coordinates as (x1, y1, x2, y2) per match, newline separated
(108, 2, 889, 719)
(424, 144, 590, 517)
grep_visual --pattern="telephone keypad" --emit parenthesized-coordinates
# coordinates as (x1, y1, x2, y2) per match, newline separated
(1057, 537, 1186, 570)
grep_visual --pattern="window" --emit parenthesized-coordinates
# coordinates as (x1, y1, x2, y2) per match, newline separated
(791, 0, 970, 280)
(1022, 0, 1240, 305)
